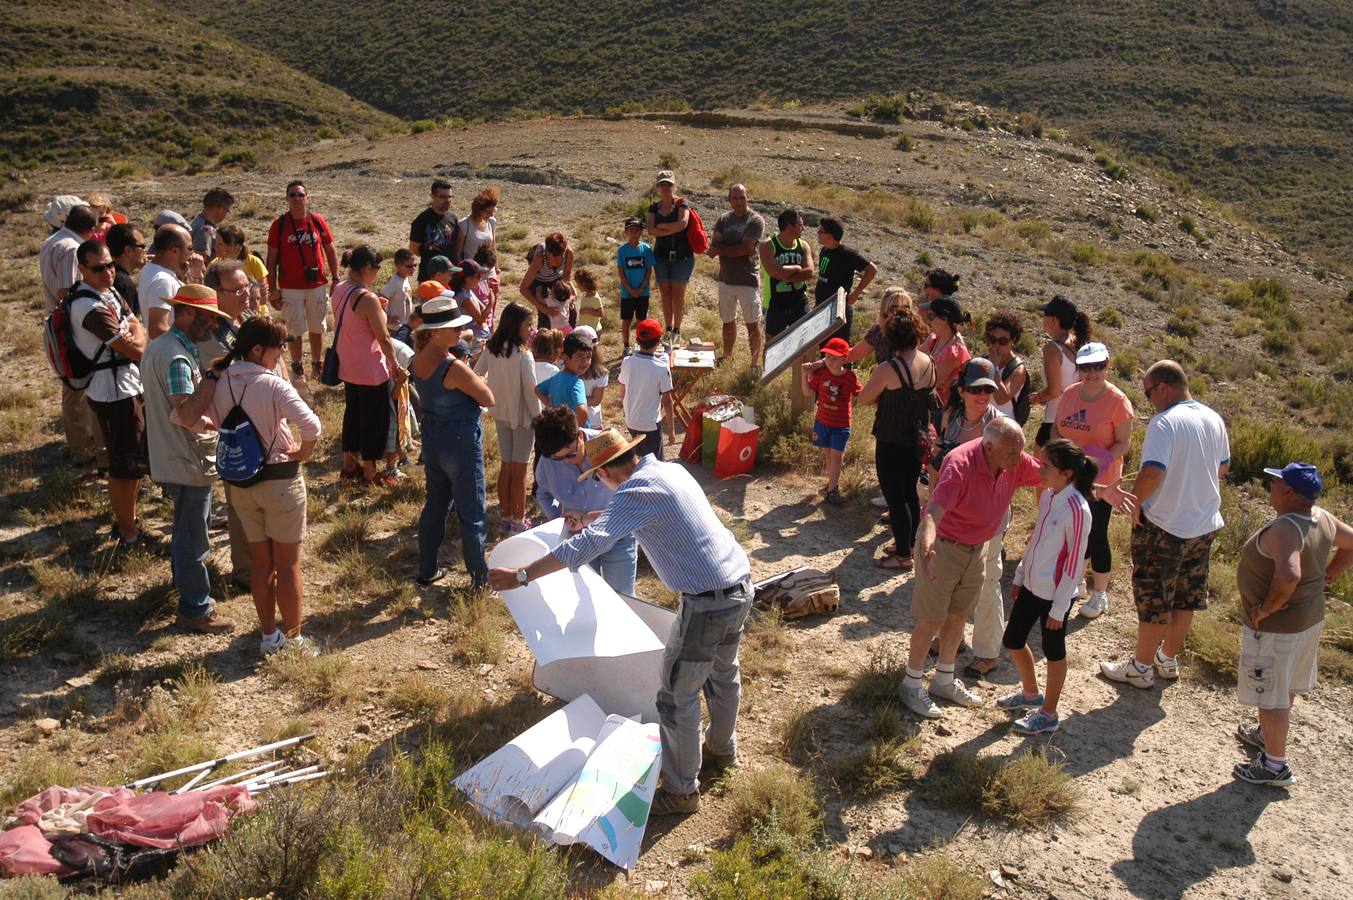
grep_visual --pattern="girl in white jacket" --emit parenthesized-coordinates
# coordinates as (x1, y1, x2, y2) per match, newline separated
(997, 439, 1097, 735)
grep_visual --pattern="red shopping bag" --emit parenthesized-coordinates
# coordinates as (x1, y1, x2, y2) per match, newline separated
(714, 417, 758, 478)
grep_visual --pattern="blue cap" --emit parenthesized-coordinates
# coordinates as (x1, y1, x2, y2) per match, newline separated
(1262, 463, 1322, 500)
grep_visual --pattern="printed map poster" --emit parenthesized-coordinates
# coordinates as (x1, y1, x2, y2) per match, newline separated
(531, 715, 662, 870)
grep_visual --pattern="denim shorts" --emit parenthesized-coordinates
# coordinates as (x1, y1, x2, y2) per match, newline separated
(812, 421, 851, 452)
(653, 255, 695, 284)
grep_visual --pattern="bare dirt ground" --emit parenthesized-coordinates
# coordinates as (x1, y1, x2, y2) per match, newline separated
(2, 111, 1351, 898)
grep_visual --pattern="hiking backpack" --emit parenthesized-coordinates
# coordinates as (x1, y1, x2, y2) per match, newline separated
(683, 203, 710, 255)
(215, 378, 274, 486)
(44, 285, 125, 390)
(1003, 355, 1032, 425)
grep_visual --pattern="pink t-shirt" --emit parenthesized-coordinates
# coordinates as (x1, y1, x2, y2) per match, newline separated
(928, 334, 970, 408)
(928, 438, 1042, 544)
(206, 362, 321, 464)
(1054, 382, 1134, 482)
(332, 282, 390, 386)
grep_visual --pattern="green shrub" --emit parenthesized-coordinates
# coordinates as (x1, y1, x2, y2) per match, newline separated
(1097, 306, 1124, 328)
(843, 646, 908, 712)
(658, 150, 680, 170)
(958, 209, 1005, 233)
(895, 133, 915, 151)
(1224, 418, 1334, 486)
(832, 735, 923, 797)
(691, 825, 850, 900)
(1134, 204, 1159, 222)
(887, 851, 986, 900)
(906, 198, 936, 233)
(1094, 151, 1129, 180)
(1015, 219, 1053, 244)
(1069, 242, 1102, 266)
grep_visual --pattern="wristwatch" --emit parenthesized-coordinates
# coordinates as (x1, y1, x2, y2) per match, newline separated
(515, 568, 529, 586)
(204, 371, 219, 382)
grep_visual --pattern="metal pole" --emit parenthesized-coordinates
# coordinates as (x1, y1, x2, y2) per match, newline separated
(125, 733, 316, 790)
(195, 759, 285, 792)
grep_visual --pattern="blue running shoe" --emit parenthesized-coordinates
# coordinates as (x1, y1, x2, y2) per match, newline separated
(1013, 709, 1061, 735)
(996, 690, 1044, 711)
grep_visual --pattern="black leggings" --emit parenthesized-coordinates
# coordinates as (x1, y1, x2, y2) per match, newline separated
(1087, 498, 1112, 575)
(876, 439, 923, 557)
(1002, 588, 1067, 662)
(343, 380, 391, 462)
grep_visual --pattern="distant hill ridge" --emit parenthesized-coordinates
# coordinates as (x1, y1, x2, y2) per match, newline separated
(0, 0, 398, 176)
(170, 0, 1353, 267)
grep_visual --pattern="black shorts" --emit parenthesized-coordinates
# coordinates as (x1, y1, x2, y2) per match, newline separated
(765, 296, 809, 338)
(620, 293, 650, 322)
(1002, 587, 1068, 662)
(1035, 422, 1054, 447)
(88, 395, 149, 480)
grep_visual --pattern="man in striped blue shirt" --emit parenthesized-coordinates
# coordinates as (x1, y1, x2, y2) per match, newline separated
(489, 428, 752, 817)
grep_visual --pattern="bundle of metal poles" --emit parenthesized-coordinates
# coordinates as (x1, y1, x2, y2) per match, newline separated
(122, 733, 327, 795)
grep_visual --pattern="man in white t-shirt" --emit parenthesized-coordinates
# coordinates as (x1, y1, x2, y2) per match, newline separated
(1101, 360, 1230, 688)
(140, 224, 203, 339)
(41, 204, 102, 465)
(618, 319, 673, 461)
(70, 241, 150, 545)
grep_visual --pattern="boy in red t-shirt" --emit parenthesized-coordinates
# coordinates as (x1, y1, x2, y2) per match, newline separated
(801, 337, 862, 503)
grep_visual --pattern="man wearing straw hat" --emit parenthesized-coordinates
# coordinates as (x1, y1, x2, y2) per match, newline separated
(142, 284, 238, 634)
(488, 428, 752, 817)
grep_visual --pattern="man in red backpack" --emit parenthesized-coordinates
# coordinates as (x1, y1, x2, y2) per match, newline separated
(40, 204, 102, 467)
(266, 180, 339, 380)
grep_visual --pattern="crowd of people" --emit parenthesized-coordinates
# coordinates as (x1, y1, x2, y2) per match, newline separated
(35, 169, 1353, 817)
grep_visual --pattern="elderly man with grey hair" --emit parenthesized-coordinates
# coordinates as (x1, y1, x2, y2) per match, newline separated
(902, 418, 1131, 718)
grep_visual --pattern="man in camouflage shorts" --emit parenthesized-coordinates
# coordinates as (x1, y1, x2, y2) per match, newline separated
(1101, 361, 1230, 688)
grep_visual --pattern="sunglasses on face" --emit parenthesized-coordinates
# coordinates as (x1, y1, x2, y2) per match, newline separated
(966, 385, 997, 394)
(85, 262, 116, 274)
(986, 335, 1012, 346)
(1078, 362, 1108, 372)
(288, 192, 306, 198)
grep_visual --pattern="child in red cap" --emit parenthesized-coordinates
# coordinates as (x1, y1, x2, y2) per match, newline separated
(619, 319, 673, 459)
(801, 337, 861, 503)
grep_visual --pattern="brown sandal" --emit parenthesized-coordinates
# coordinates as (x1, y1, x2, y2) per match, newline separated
(875, 553, 914, 571)
(964, 658, 999, 678)
(882, 541, 898, 556)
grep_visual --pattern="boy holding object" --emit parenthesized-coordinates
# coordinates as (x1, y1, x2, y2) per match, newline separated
(801, 337, 861, 504)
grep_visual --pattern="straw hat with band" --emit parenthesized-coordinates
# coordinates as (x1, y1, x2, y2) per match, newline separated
(417, 296, 472, 331)
(165, 283, 232, 320)
(577, 428, 647, 481)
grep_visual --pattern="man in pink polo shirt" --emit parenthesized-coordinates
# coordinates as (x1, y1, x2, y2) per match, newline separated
(904, 417, 1043, 718)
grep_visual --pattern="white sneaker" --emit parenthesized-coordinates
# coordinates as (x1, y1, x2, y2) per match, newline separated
(898, 684, 942, 719)
(259, 629, 286, 656)
(1153, 648, 1180, 680)
(1100, 658, 1154, 689)
(1080, 591, 1108, 619)
(929, 678, 982, 707)
(870, 494, 888, 509)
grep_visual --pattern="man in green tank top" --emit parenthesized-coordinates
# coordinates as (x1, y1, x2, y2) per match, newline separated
(1232, 462, 1353, 787)
(758, 208, 815, 342)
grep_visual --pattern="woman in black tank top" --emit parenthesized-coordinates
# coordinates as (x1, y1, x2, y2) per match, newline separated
(858, 308, 937, 570)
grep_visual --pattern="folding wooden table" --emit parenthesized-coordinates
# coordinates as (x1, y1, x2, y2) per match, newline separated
(669, 348, 716, 430)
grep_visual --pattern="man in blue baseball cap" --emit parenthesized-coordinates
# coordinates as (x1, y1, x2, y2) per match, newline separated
(1232, 461, 1353, 787)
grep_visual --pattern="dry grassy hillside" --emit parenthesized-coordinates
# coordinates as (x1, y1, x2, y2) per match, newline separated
(0, 112, 1351, 898)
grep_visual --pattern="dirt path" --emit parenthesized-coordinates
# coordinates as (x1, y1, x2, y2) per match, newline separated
(1, 111, 1351, 898)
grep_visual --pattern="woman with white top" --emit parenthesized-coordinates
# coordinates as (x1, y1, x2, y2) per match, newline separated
(474, 302, 541, 534)
(455, 187, 498, 263)
(176, 317, 321, 655)
(1030, 294, 1090, 447)
(997, 439, 1097, 735)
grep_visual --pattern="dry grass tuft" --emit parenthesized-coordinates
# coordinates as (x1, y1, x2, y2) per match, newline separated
(934, 747, 1081, 828)
(449, 589, 510, 665)
(831, 733, 924, 798)
(725, 764, 822, 839)
(264, 646, 360, 707)
(888, 850, 986, 900)
(843, 646, 908, 712)
(391, 674, 455, 723)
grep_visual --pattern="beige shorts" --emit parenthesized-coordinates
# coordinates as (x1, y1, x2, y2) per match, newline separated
(1237, 621, 1322, 709)
(911, 537, 990, 621)
(494, 420, 534, 464)
(228, 474, 307, 544)
(281, 286, 329, 338)
(717, 283, 762, 325)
